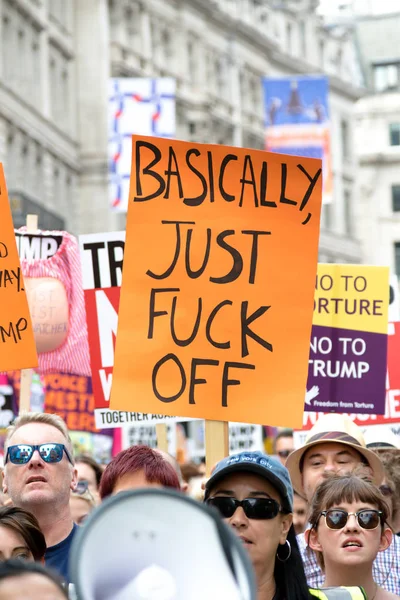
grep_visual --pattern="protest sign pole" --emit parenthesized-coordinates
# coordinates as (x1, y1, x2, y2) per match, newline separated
(19, 214, 38, 414)
(156, 423, 168, 452)
(205, 420, 229, 477)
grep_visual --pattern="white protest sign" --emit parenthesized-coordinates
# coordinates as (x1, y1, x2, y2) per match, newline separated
(229, 423, 264, 455)
(121, 422, 177, 456)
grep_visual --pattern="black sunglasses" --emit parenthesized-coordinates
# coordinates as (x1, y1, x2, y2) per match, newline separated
(206, 497, 281, 520)
(320, 508, 383, 531)
(5, 443, 74, 466)
(277, 450, 291, 459)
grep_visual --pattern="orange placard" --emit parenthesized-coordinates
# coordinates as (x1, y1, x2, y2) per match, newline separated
(0, 165, 38, 371)
(110, 137, 323, 427)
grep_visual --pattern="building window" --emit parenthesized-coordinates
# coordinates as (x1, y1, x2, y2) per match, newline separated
(161, 28, 172, 61)
(300, 21, 306, 58)
(286, 22, 292, 54)
(187, 39, 196, 82)
(323, 203, 332, 231)
(341, 119, 350, 158)
(392, 185, 400, 212)
(319, 39, 324, 68)
(344, 189, 352, 234)
(374, 63, 399, 92)
(394, 242, 400, 278)
(390, 123, 400, 146)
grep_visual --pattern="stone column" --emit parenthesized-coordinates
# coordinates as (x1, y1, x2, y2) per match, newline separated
(74, 0, 119, 233)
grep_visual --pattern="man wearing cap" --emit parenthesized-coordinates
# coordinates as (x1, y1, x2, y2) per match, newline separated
(286, 413, 400, 595)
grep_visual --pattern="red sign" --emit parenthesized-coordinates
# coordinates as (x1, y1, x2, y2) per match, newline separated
(83, 286, 120, 408)
(79, 232, 124, 413)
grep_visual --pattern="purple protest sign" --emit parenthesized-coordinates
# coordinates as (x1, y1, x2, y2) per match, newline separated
(305, 265, 389, 415)
(306, 325, 387, 414)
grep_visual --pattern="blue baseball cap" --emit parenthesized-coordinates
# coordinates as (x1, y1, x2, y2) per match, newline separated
(205, 451, 294, 513)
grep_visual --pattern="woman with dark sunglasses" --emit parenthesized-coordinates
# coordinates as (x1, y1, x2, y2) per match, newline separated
(306, 472, 398, 600)
(204, 451, 312, 600)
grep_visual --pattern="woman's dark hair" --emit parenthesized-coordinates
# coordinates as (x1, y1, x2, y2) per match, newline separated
(0, 559, 67, 597)
(75, 454, 103, 489)
(274, 524, 313, 600)
(207, 470, 312, 599)
(0, 506, 46, 561)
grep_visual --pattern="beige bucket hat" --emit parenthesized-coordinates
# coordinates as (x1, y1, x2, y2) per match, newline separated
(286, 414, 385, 496)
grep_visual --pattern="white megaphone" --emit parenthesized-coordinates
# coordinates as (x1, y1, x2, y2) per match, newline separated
(69, 488, 256, 600)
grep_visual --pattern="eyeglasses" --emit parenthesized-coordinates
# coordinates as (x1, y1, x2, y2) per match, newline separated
(277, 450, 292, 459)
(76, 480, 90, 495)
(72, 481, 95, 504)
(206, 497, 281, 520)
(320, 508, 383, 531)
(5, 444, 74, 466)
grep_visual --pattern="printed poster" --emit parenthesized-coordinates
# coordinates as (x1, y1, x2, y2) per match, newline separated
(305, 265, 389, 415)
(263, 75, 332, 204)
(109, 78, 175, 212)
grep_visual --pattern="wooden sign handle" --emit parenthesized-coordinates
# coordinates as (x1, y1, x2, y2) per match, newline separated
(156, 423, 169, 452)
(205, 420, 229, 477)
(19, 214, 38, 414)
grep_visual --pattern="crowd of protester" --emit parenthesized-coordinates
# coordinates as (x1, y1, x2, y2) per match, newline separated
(0, 411, 399, 599)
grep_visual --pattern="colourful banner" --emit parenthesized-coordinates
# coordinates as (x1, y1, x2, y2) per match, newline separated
(44, 373, 99, 434)
(110, 136, 322, 427)
(305, 265, 389, 415)
(263, 76, 332, 204)
(109, 78, 176, 212)
(0, 165, 38, 371)
(15, 228, 91, 376)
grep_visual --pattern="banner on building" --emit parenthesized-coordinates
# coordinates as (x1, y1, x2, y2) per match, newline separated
(108, 78, 176, 212)
(263, 75, 332, 204)
(305, 264, 389, 415)
(110, 136, 323, 427)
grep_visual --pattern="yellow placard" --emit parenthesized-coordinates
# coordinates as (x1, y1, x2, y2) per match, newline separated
(314, 264, 389, 334)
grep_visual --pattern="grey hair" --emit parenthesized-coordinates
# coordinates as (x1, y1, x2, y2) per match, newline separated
(4, 413, 75, 464)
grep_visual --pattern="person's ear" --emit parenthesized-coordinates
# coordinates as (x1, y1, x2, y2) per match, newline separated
(279, 513, 293, 545)
(180, 482, 189, 494)
(306, 527, 323, 553)
(379, 526, 393, 552)
(70, 467, 78, 492)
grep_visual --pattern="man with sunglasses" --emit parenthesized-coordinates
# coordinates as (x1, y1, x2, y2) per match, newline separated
(274, 428, 294, 465)
(2, 413, 78, 583)
(286, 413, 400, 595)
